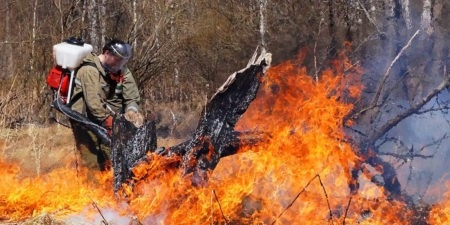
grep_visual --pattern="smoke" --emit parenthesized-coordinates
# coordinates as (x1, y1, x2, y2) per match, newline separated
(356, 1, 450, 205)
(377, 93, 450, 204)
(64, 206, 134, 225)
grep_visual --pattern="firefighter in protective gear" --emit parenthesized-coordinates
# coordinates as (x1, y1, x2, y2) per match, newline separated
(70, 39, 144, 171)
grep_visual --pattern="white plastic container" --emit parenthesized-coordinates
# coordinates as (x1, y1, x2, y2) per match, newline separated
(53, 42, 93, 69)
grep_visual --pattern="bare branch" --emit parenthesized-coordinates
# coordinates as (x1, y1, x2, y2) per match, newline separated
(370, 72, 449, 142)
(357, 0, 382, 35)
(371, 29, 421, 107)
(379, 151, 434, 161)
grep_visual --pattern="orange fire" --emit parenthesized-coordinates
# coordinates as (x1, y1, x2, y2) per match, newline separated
(117, 47, 412, 224)
(0, 159, 117, 222)
(428, 182, 450, 224)
(1, 47, 446, 224)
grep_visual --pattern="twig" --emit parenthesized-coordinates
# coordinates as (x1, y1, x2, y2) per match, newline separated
(370, 67, 448, 142)
(371, 29, 421, 106)
(357, 0, 382, 35)
(0, 37, 48, 44)
(211, 189, 213, 225)
(343, 61, 360, 73)
(271, 174, 319, 225)
(212, 190, 229, 224)
(313, 18, 325, 83)
(378, 151, 434, 160)
(1, 73, 19, 111)
(354, 29, 422, 118)
(317, 175, 334, 224)
(92, 200, 109, 225)
(343, 196, 352, 225)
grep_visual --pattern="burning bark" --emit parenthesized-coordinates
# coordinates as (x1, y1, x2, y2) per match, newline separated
(111, 117, 157, 192)
(111, 48, 272, 191)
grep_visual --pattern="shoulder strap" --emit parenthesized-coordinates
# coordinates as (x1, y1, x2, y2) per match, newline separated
(67, 62, 99, 106)
(79, 61, 97, 69)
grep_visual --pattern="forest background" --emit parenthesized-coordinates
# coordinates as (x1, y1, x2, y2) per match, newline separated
(1, 0, 450, 208)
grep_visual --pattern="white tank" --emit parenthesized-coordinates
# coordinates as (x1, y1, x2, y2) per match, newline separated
(53, 42, 93, 69)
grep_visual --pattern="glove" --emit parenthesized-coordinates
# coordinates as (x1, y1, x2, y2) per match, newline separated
(124, 110, 144, 128)
(102, 116, 114, 135)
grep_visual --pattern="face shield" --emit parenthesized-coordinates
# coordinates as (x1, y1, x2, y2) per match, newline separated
(105, 42, 132, 73)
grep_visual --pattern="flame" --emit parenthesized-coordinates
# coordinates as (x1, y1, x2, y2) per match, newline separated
(119, 46, 412, 224)
(428, 182, 450, 224)
(2, 46, 447, 224)
(0, 159, 118, 222)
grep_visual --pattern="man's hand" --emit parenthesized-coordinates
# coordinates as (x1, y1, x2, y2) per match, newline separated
(102, 116, 114, 135)
(125, 110, 144, 127)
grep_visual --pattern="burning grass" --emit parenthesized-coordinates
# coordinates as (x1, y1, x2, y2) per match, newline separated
(0, 49, 448, 224)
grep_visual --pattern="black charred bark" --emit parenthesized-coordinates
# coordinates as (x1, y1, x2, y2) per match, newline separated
(110, 49, 271, 190)
(171, 67, 266, 183)
(169, 50, 271, 185)
(111, 117, 157, 192)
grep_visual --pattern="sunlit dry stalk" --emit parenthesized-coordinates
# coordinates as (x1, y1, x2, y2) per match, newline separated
(92, 200, 109, 225)
(271, 174, 320, 225)
(0, 73, 19, 127)
(371, 29, 421, 107)
(357, 0, 382, 35)
(28, 124, 41, 176)
(0, 128, 17, 158)
(313, 17, 324, 83)
(354, 29, 421, 118)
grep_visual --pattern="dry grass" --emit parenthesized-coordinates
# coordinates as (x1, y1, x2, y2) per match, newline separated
(0, 122, 189, 224)
(15, 213, 66, 225)
(0, 123, 190, 178)
(0, 124, 76, 177)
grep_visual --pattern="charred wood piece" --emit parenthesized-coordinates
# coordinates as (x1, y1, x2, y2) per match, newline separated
(111, 48, 271, 190)
(169, 49, 271, 184)
(111, 117, 157, 192)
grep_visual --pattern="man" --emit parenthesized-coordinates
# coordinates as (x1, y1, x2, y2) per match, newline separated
(70, 39, 144, 170)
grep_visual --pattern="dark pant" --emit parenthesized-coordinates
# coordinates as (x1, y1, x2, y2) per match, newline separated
(70, 120, 111, 171)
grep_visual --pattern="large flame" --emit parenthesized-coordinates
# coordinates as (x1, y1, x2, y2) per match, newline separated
(0, 159, 117, 222)
(118, 47, 412, 224)
(1, 47, 446, 224)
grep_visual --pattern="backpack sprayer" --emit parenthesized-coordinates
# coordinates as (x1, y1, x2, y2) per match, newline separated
(46, 37, 110, 144)
(47, 37, 93, 103)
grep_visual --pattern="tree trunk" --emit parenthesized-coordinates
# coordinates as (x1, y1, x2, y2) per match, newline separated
(111, 48, 272, 190)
